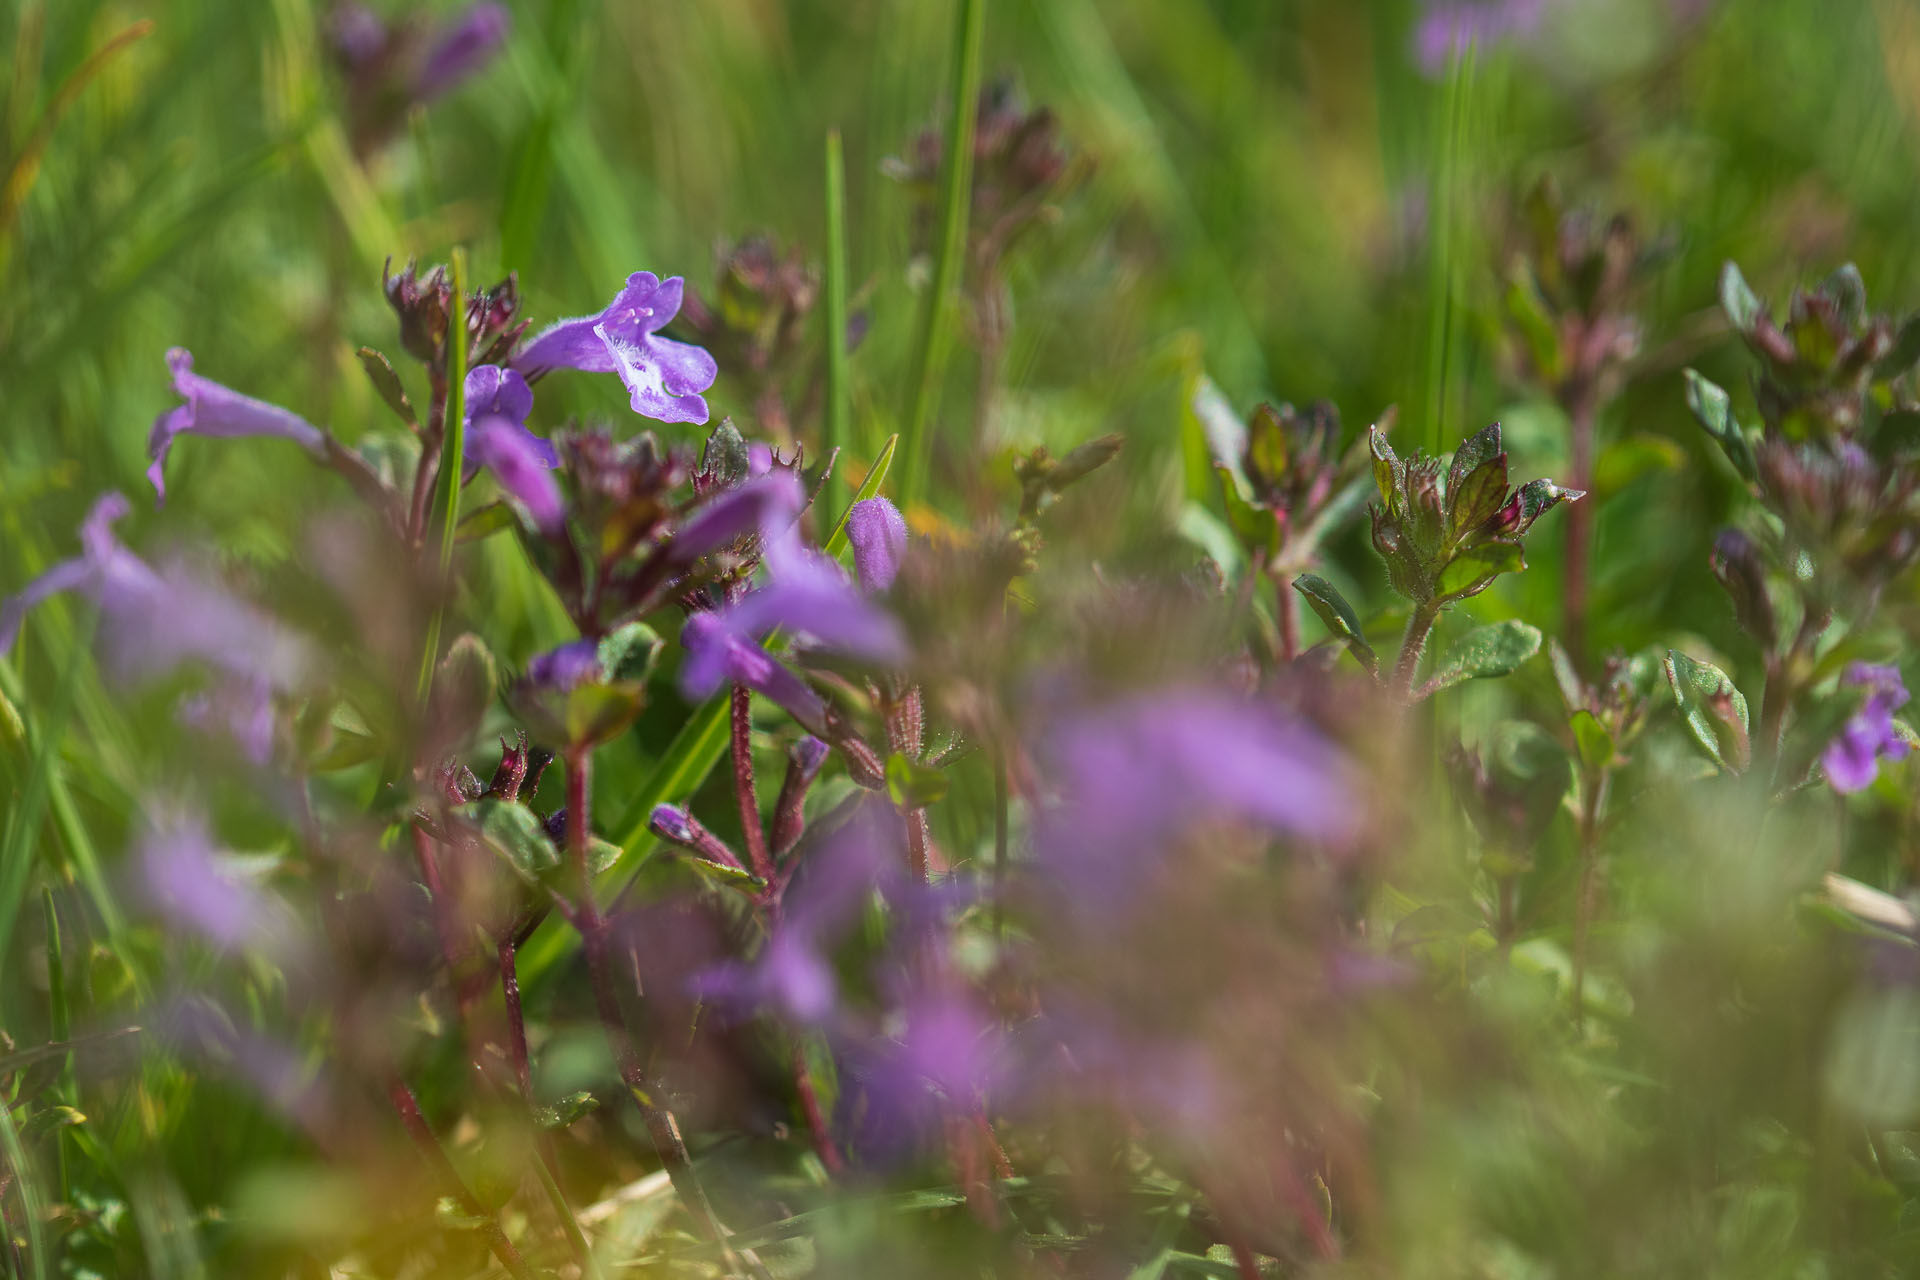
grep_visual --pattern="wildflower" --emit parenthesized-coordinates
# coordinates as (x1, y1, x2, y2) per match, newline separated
(137, 805, 303, 957)
(328, 2, 511, 154)
(465, 367, 563, 534)
(524, 639, 602, 693)
(512, 272, 719, 425)
(147, 349, 325, 502)
(413, 2, 510, 101)
(846, 497, 909, 594)
(1825, 663, 1911, 794)
(679, 612, 828, 732)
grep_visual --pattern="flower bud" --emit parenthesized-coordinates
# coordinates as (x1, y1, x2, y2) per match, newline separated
(1709, 529, 1777, 650)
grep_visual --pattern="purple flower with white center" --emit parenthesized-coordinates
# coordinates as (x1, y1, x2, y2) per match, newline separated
(1825, 663, 1911, 794)
(414, 1, 509, 101)
(1033, 686, 1356, 906)
(512, 272, 719, 425)
(147, 349, 326, 502)
(846, 497, 909, 594)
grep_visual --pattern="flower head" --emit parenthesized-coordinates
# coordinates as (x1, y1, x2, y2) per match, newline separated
(513, 272, 719, 425)
(846, 497, 909, 594)
(148, 349, 325, 502)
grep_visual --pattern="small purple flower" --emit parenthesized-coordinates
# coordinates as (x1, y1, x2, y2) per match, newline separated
(1825, 663, 1911, 794)
(649, 803, 694, 843)
(1033, 686, 1356, 905)
(680, 612, 827, 732)
(415, 1, 510, 101)
(0, 495, 312, 694)
(846, 497, 909, 594)
(137, 805, 302, 956)
(525, 638, 603, 692)
(147, 349, 326, 502)
(668, 471, 805, 565)
(469, 415, 564, 534)
(512, 272, 719, 425)
(179, 674, 278, 765)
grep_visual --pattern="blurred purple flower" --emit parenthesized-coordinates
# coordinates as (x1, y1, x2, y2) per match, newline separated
(512, 272, 719, 424)
(846, 497, 908, 594)
(680, 612, 827, 732)
(415, 1, 509, 100)
(1413, 0, 1548, 74)
(137, 805, 302, 956)
(147, 349, 327, 502)
(469, 416, 564, 534)
(179, 674, 278, 765)
(462, 364, 551, 461)
(1034, 687, 1356, 901)
(0, 494, 313, 693)
(668, 470, 804, 565)
(525, 638, 602, 691)
(1825, 663, 1910, 794)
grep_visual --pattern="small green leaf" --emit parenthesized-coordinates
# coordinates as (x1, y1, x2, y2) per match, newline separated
(1570, 710, 1615, 772)
(1664, 650, 1751, 773)
(533, 1091, 598, 1130)
(19, 1106, 84, 1140)
(1418, 620, 1542, 698)
(473, 798, 562, 882)
(1368, 426, 1403, 514)
(1448, 453, 1511, 538)
(1822, 262, 1867, 327)
(1876, 315, 1920, 380)
(1872, 409, 1920, 460)
(434, 1197, 494, 1232)
(1292, 573, 1378, 675)
(1446, 422, 1503, 496)
(455, 502, 518, 543)
(596, 623, 663, 685)
(1437, 541, 1525, 599)
(885, 752, 950, 809)
(1719, 260, 1764, 333)
(1513, 479, 1584, 534)
(357, 347, 418, 428)
(682, 856, 767, 896)
(823, 434, 898, 558)
(1683, 369, 1758, 482)
(1547, 638, 1586, 714)
(1213, 465, 1279, 559)
(565, 682, 646, 747)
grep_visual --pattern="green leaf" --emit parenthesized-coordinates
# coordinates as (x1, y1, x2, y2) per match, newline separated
(681, 856, 768, 897)
(455, 501, 517, 543)
(1368, 426, 1403, 513)
(533, 1092, 598, 1131)
(596, 623, 664, 685)
(1446, 421, 1503, 496)
(19, 1106, 84, 1141)
(356, 346, 418, 428)
(699, 420, 754, 491)
(1448, 453, 1511, 538)
(1213, 465, 1279, 559)
(1593, 434, 1685, 497)
(1513, 478, 1584, 534)
(823, 434, 899, 558)
(1570, 710, 1615, 772)
(565, 682, 646, 747)
(1683, 368, 1758, 483)
(1663, 650, 1751, 772)
(434, 1197, 494, 1232)
(886, 752, 951, 809)
(1437, 541, 1524, 599)
(1547, 637, 1586, 714)
(1291, 574, 1378, 675)
(1872, 409, 1920, 460)
(473, 798, 562, 883)
(1719, 260, 1764, 333)
(1876, 315, 1920, 381)
(1418, 620, 1542, 698)
(1823, 262, 1867, 327)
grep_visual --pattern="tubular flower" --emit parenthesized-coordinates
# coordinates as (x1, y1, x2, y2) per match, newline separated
(148, 349, 325, 502)
(1825, 663, 1911, 794)
(512, 272, 719, 424)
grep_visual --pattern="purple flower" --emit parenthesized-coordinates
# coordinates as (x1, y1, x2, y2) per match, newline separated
(147, 349, 326, 502)
(415, 1, 510, 101)
(1413, 0, 1549, 74)
(512, 272, 718, 425)
(680, 612, 827, 732)
(649, 803, 694, 843)
(0, 495, 312, 693)
(846, 497, 909, 594)
(137, 805, 303, 957)
(1033, 686, 1356, 904)
(668, 471, 805, 565)
(178, 674, 278, 765)
(469, 416, 564, 534)
(525, 638, 603, 692)
(1825, 663, 1911, 794)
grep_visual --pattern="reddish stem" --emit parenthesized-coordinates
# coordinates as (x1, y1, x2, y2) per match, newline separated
(731, 684, 773, 882)
(386, 1076, 534, 1280)
(790, 1039, 845, 1176)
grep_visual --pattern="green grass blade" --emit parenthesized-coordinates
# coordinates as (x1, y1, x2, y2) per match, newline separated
(822, 127, 852, 523)
(899, 0, 985, 509)
(0, 1094, 48, 1280)
(0, 642, 86, 976)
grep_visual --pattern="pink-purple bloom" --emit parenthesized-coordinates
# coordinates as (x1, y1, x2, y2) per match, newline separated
(525, 638, 603, 691)
(680, 612, 828, 732)
(137, 805, 303, 957)
(148, 349, 326, 502)
(462, 365, 563, 531)
(512, 272, 719, 424)
(414, 1, 510, 101)
(1825, 663, 1911, 794)
(846, 497, 909, 594)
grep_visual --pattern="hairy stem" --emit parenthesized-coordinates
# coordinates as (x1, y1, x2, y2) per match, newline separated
(1390, 600, 1442, 703)
(790, 1039, 845, 1177)
(730, 684, 773, 882)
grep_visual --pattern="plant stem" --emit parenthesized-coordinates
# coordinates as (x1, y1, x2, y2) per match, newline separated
(1562, 382, 1598, 674)
(386, 1076, 535, 1280)
(1390, 600, 1442, 702)
(563, 746, 756, 1275)
(789, 1039, 845, 1177)
(730, 685, 773, 883)
(1274, 566, 1300, 663)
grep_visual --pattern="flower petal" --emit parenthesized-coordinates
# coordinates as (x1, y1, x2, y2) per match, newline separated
(846, 497, 909, 594)
(148, 349, 326, 502)
(468, 415, 565, 533)
(415, 1, 510, 101)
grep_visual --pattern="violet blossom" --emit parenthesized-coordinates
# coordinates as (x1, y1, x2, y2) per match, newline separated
(846, 497, 909, 594)
(148, 349, 326, 502)
(137, 805, 304, 958)
(1825, 663, 1911, 794)
(414, 1, 510, 101)
(1033, 686, 1357, 904)
(512, 272, 719, 424)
